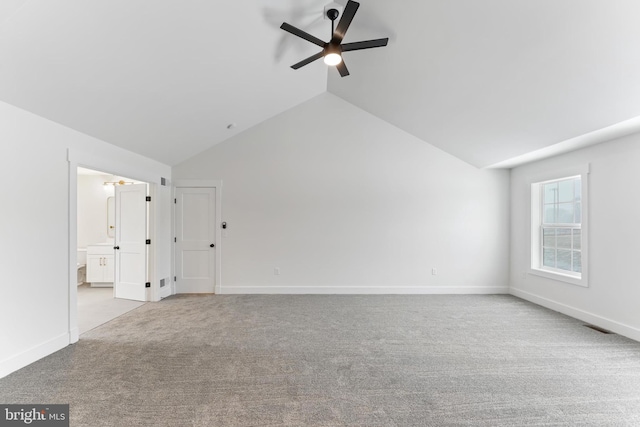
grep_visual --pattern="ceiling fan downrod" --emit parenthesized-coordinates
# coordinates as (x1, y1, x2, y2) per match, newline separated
(327, 8, 339, 35)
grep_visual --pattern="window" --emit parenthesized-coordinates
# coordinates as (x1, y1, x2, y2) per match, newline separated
(540, 177, 581, 274)
(530, 167, 588, 286)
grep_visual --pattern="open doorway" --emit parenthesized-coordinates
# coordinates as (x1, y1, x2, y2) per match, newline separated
(76, 167, 147, 335)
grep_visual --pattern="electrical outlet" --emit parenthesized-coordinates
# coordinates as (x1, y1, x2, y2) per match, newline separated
(432, 268, 437, 276)
(274, 268, 280, 275)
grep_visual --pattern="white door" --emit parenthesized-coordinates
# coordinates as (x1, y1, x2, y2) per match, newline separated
(175, 187, 216, 293)
(114, 183, 148, 301)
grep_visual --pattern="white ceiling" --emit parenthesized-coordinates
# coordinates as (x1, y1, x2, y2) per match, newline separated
(0, 0, 328, 165)
(2, 1, 640, 168)
(329, 0, 640, 167)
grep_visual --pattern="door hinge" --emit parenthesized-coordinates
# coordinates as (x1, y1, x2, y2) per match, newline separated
(145, 282, 151, 288)
(174, 198, 177, 204)
(146, 239, 151, 244)
(174, 237, 177, 242)
(146, 196, 151, 202)
(174, 276, 177, 281)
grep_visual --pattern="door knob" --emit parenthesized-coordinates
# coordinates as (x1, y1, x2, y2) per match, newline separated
(114, 246, 120, 250)
(210, 244, 215, 248)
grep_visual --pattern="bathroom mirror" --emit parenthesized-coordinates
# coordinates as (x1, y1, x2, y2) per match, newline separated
(107, 196, 115, 238)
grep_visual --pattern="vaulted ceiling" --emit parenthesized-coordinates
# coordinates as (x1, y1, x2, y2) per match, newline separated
(2, 0, 640, 168)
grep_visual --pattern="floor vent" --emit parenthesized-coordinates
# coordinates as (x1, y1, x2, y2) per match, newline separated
(585, 324, 613, 334)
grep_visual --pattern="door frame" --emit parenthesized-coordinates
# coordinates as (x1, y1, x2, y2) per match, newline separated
(68, 148, 163, 343)
(172, 180, 222, 294)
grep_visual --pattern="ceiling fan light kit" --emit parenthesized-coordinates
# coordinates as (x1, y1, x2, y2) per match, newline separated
(280, 0, 388, 77)
(323, 44, 343, 65)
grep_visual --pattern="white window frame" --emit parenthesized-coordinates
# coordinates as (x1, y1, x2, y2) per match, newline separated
(529, 164, 589, 287)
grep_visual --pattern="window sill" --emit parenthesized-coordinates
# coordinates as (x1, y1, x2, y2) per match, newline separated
(528, 268, 588, 288)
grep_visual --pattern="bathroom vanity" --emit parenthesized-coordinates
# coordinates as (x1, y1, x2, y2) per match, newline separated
(86, 244, 114, 287)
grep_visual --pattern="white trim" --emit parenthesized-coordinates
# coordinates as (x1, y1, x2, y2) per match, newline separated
(68, 161, 78, 345)
(527, 163, 590, 188)
(159, 283, 172, 299)
(70, 327, 79, 344)
(528, 164, 590, 288)
(173, 180, 223, 294)
(0, 333, 69, 379)
(173, 179, 222, 188)
(68, 149, 163, 184)
(528, 268, 586, 287)
(219, 286, 509, 295)
(510, 287, 640, 342)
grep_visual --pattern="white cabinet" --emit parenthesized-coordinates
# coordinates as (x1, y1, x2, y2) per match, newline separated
(86, 245, 114, 287)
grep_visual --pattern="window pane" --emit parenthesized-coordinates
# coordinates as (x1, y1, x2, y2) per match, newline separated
(544, 205, 556, 223)
(572, 251, 582, 273)
(535, 177, 584, 278)
(543, 183, 558, 204)
(573, 229, 581, 250)
(543, 248, 556, 268)
(543, 228, 556, 248)
(557, 249, 572, 271)
(557, 228, 572, 249)
(558, 179, 574, 203)
(557, 203, 575, 223)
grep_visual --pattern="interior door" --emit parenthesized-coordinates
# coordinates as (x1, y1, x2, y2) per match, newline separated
(114, 183, 147, 301)
(175, 187, 216, 293)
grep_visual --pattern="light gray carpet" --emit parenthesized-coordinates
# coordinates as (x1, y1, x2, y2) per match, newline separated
(1, 295, 640, 426)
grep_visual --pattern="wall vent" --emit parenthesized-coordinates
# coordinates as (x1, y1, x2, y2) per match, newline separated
(161, 177, 168, 186)
(585, 324, 613, 334)
(160, 278, 166, 288)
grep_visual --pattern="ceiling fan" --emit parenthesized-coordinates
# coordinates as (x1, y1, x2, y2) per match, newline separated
(280, 0, 388, 77)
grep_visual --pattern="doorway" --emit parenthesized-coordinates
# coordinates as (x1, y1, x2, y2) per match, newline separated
(76, 167, 148, 334)
(175, 187, 216, 293)
(173, 182, 222, 294)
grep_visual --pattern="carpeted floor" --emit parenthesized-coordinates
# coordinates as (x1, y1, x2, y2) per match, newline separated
(1, 294, 640, 426)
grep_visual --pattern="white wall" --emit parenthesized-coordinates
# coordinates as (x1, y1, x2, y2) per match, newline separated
(173, 93, 510, 294)
(77, 174, 144, 249)
(0, 100, 172, 378)
(77, 174, 112, 248)
(510, 132, 640, 340)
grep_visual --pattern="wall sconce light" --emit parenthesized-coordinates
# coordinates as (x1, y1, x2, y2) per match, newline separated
(104, 180, 133, 187)
(103, 179, 133, 193)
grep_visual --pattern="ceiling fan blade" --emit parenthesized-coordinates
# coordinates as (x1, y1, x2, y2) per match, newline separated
(331, 0, 360, 44)
(341, 38, 389, 52)
(280, 22, 326, 47)
(336, 60, 350, 77)
(291, 51, 325, 69)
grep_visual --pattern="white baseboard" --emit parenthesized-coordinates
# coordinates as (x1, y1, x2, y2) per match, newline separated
(510, 287, 640, 342)
(159, 284, 172, 299)
(0, 333, 70, 379)
(70, 327, 79, 344)
(219, 285, 509, 295)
